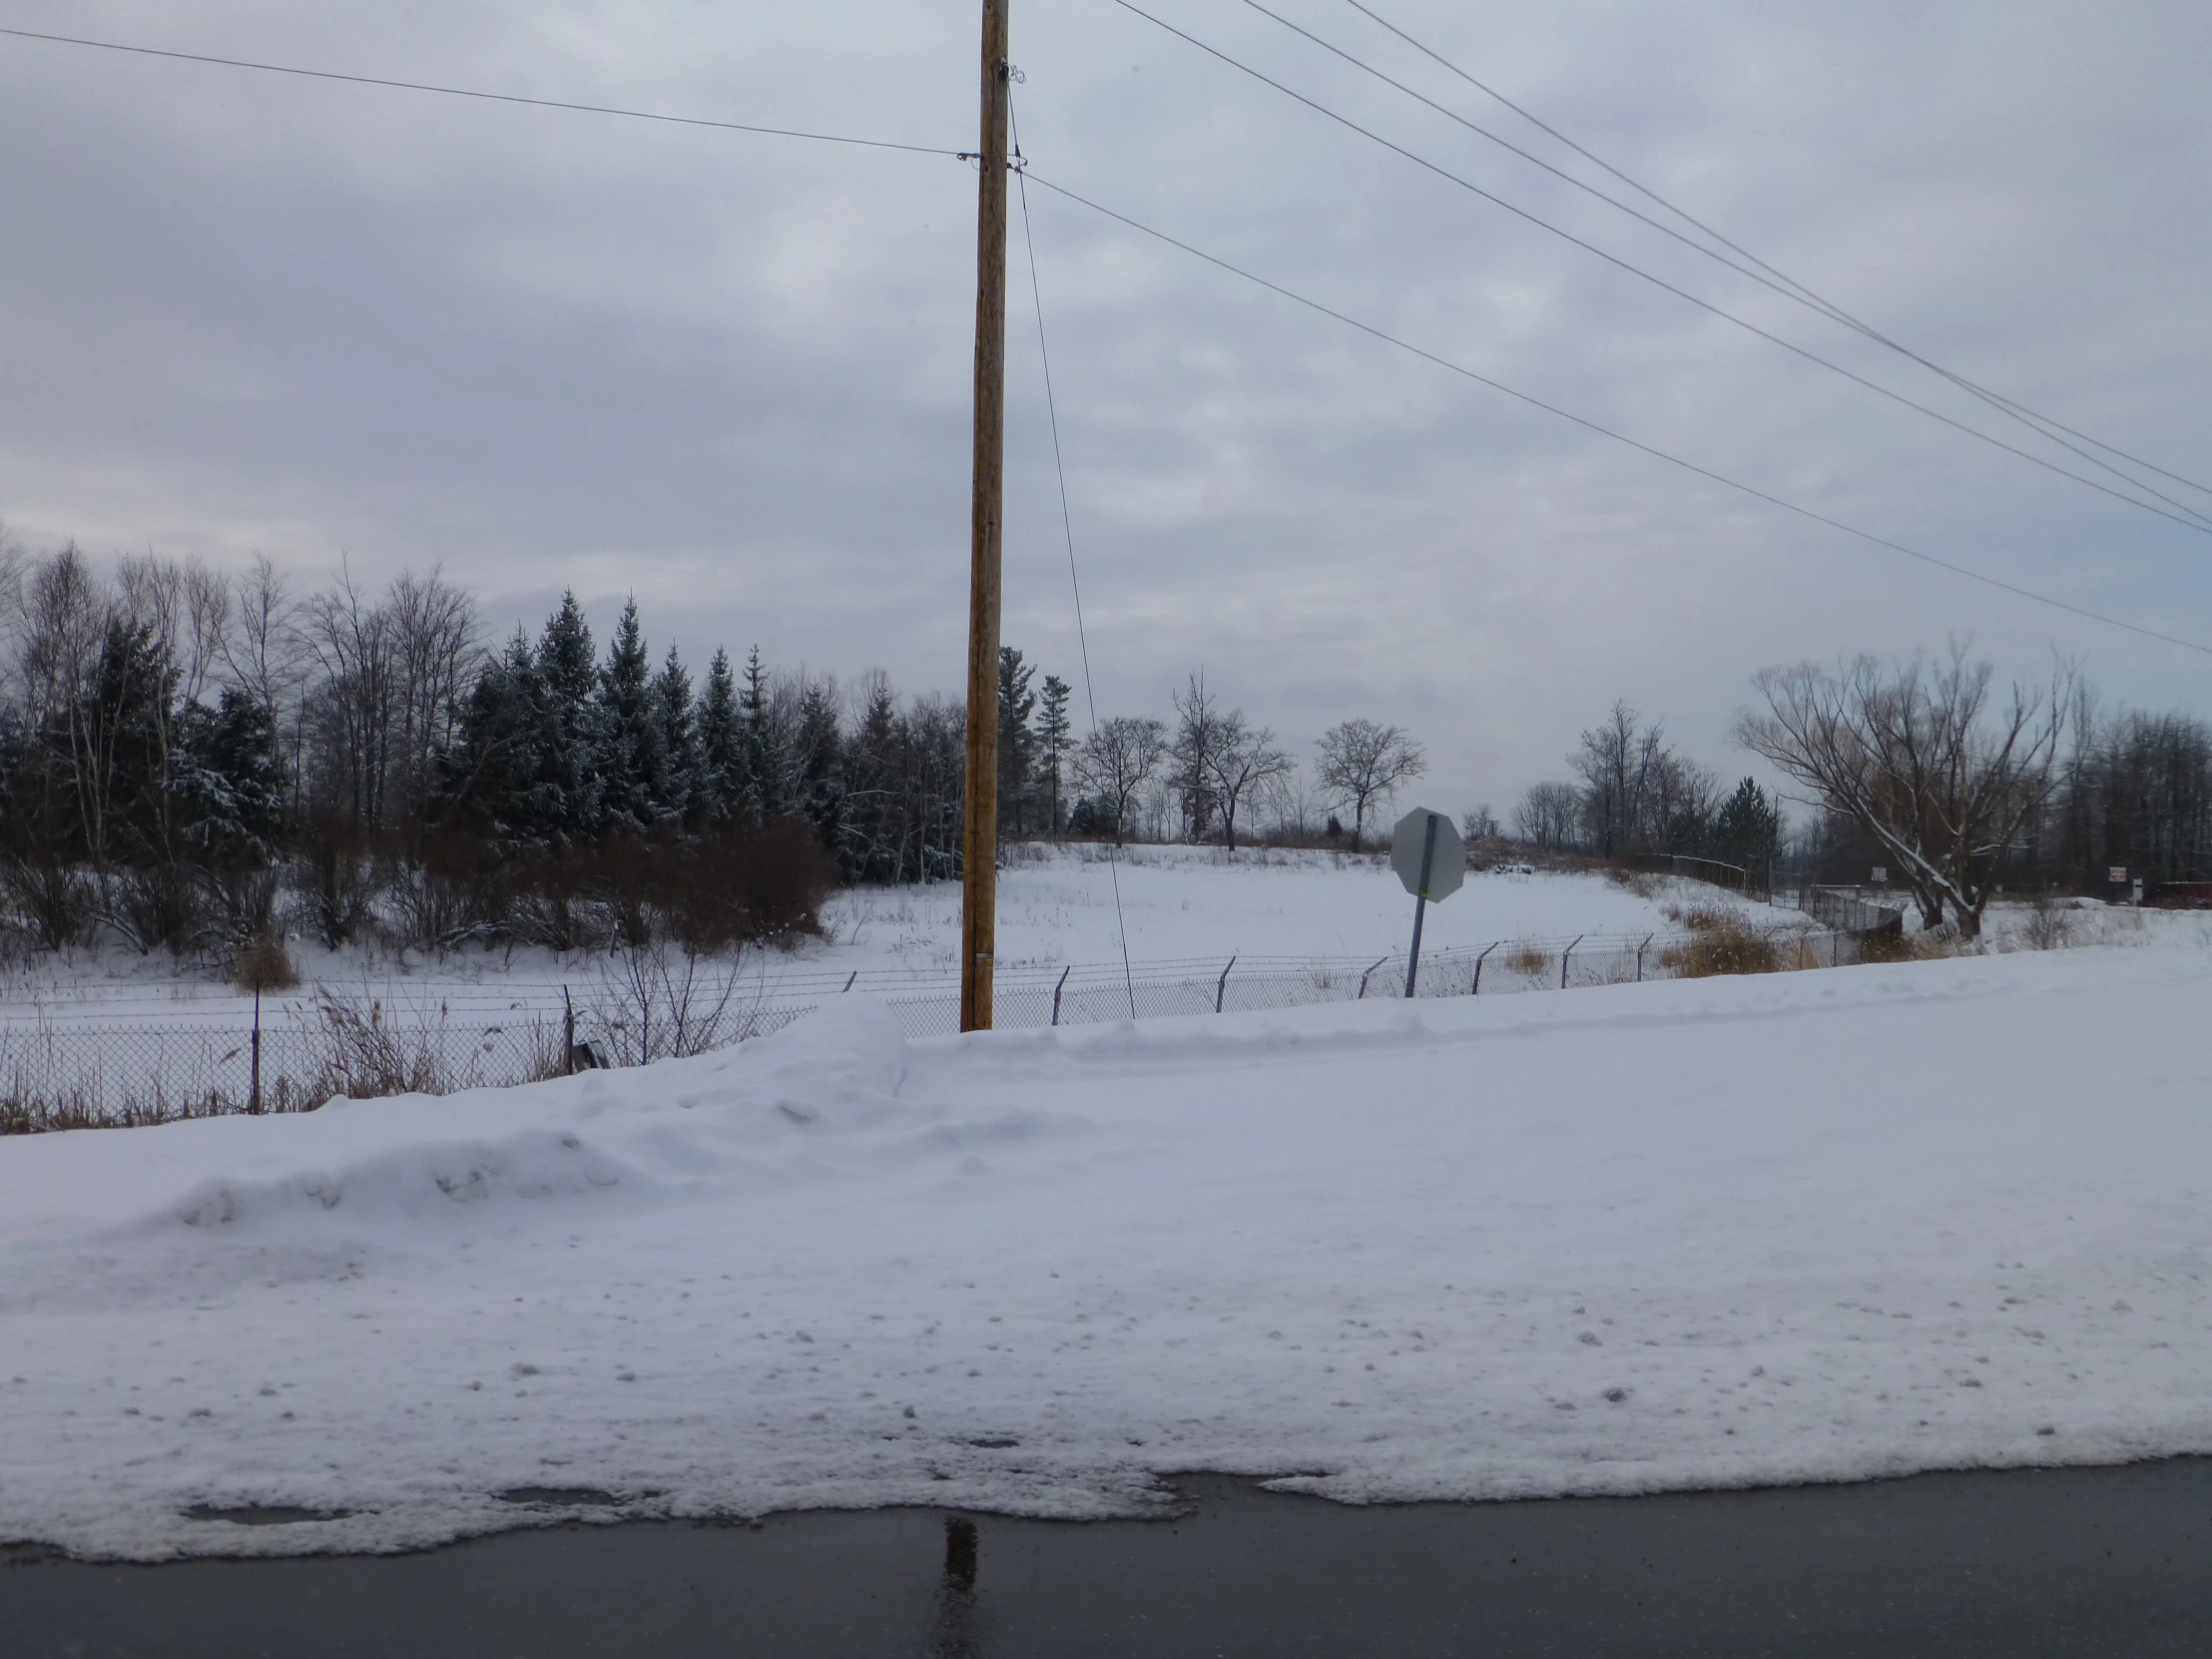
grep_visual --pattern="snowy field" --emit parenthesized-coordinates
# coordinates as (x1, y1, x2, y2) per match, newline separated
(822, 845, 1767, 975)
(4, 844, 2200, 1035)
(5, 943, 2212, 1559)
(0, 848, 1784, 1032)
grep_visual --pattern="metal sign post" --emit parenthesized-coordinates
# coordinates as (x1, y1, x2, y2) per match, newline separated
(1390, 808, 1465, 998)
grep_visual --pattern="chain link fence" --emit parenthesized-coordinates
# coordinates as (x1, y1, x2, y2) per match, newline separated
(3, 910, 1906, 1132)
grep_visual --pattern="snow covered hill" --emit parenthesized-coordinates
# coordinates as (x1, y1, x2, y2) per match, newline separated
(4, 944, 2211, 1559)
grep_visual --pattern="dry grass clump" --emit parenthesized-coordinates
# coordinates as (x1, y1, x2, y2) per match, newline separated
(231, 931, 298, 992)
(0, 1078, 303, 1136)
(1607, 868, 1659, 898)
(1506, 943, 1551, 978)
(1854, 926, 1922, 964)
(1659, 914, 1780, 978)
(1662, 901, 1737, 931)
(302, 987, 452, 1100)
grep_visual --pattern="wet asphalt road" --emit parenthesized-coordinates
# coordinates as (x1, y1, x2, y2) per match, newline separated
(8, 1458, 2212, 1657)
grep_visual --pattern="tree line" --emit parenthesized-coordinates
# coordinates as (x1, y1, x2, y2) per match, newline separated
(1517, 646, 2212, 940)
(0, 542, 1438, 959)
(1508, 700, 1784, 876)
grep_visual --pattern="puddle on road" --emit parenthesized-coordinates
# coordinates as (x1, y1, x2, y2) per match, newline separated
(15, 1461, 2212, 1659)
(180, 1506, 353, 1527)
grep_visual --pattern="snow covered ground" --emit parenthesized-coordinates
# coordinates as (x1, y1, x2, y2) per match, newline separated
(5, 943, 2212, 1559)
(0, 847, 1779, 1031)
(8, 845, 2204, 1037)
(824, 845, 1771, 975)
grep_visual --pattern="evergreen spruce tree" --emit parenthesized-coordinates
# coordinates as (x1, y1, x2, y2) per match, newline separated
(444, 628, 543, 838)
(792, 675, 844, 850)
(1713, 776, 1782, 873)
(837, 675, 901, 881)
(177, 685, 284, 858)
(997, 646, 1037, 837)
(532, 590, 604, 841)
(1035, 674, 1072, 836)
(82, 615, 176, 865)
(696, 647, 741, 823)
(651, 644, 698, 825)
(597, 597, 661, 832)
(736, 645, 794, 823)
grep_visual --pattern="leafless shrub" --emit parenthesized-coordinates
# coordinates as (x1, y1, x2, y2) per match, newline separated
(2019, 891, 2077, 951)
(231, 931, 298, 992)
(386, 830, 510, 953)
(103, 861, 205, 956)
(0, 850, 94, 950)
(200, 862, 282, 952)
(584, 932, 761, 1066)
(504, 846, 611, 953)
(1608, 868, 1659, 898)
(291, 813, 377, 948)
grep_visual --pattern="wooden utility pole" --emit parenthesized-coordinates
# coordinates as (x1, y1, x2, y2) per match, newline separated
(961, 0, 1011, 1033)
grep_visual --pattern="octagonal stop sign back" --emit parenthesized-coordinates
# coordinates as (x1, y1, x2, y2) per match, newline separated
(1390, 809, 1465, 901)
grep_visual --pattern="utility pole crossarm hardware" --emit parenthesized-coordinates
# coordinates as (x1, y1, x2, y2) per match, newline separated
(960, 0, 1010, 1034)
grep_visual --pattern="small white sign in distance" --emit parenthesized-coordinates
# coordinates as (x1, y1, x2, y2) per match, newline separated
(1390, 809, 1465, 901)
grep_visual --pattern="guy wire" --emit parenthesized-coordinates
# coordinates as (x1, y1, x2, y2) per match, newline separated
(1011, 95, 1139, 1019)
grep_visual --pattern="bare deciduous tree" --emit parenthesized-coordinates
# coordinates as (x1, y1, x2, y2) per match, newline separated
(1168, 674, 1227, 842)
(1208, 714, 1293, 853)
(1511, 781, 1581, 850)
(1571, 701, 1668, 857)
(1733, 644, 2076, 938)
(1314, 718, 1426, 849)
(1073, 717, 1168, 844)
(295, 563, 479, 843)
(1461, 802, 1502, 843)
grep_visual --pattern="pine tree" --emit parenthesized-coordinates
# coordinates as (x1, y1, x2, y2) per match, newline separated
(596, 598, 665, 833)
(736, 645, 794, 823)
(837, 674, 901, 881)
(1035, 674, 1072, 836)
(532, 590, 604, 841)
(177, 685, 284, 858)
(696, 647, 741, 823)
(74, 615, 177, 865)
(442, 627, 541, 838)
(997, 646, 1037, 837)
(651, 645, 698, 825)
(792, 674, 844, 850)
(1713, 776, 1782, 873)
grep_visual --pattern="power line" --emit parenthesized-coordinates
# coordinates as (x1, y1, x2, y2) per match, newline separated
(0, 24, 962, 158)
(12, 18, 2200, 652)
(1270, 0, 2212, 530)
(23, 14, 2200, 527)
(1018, 169, 2212, 658)
(1010, 97, 1138, 1017)
(1105, 0, 2212, 537)
(1331, 0, 2212, 510)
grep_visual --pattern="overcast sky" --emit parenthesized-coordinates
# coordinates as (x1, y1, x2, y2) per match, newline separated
(3, 0, 2208, 821)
